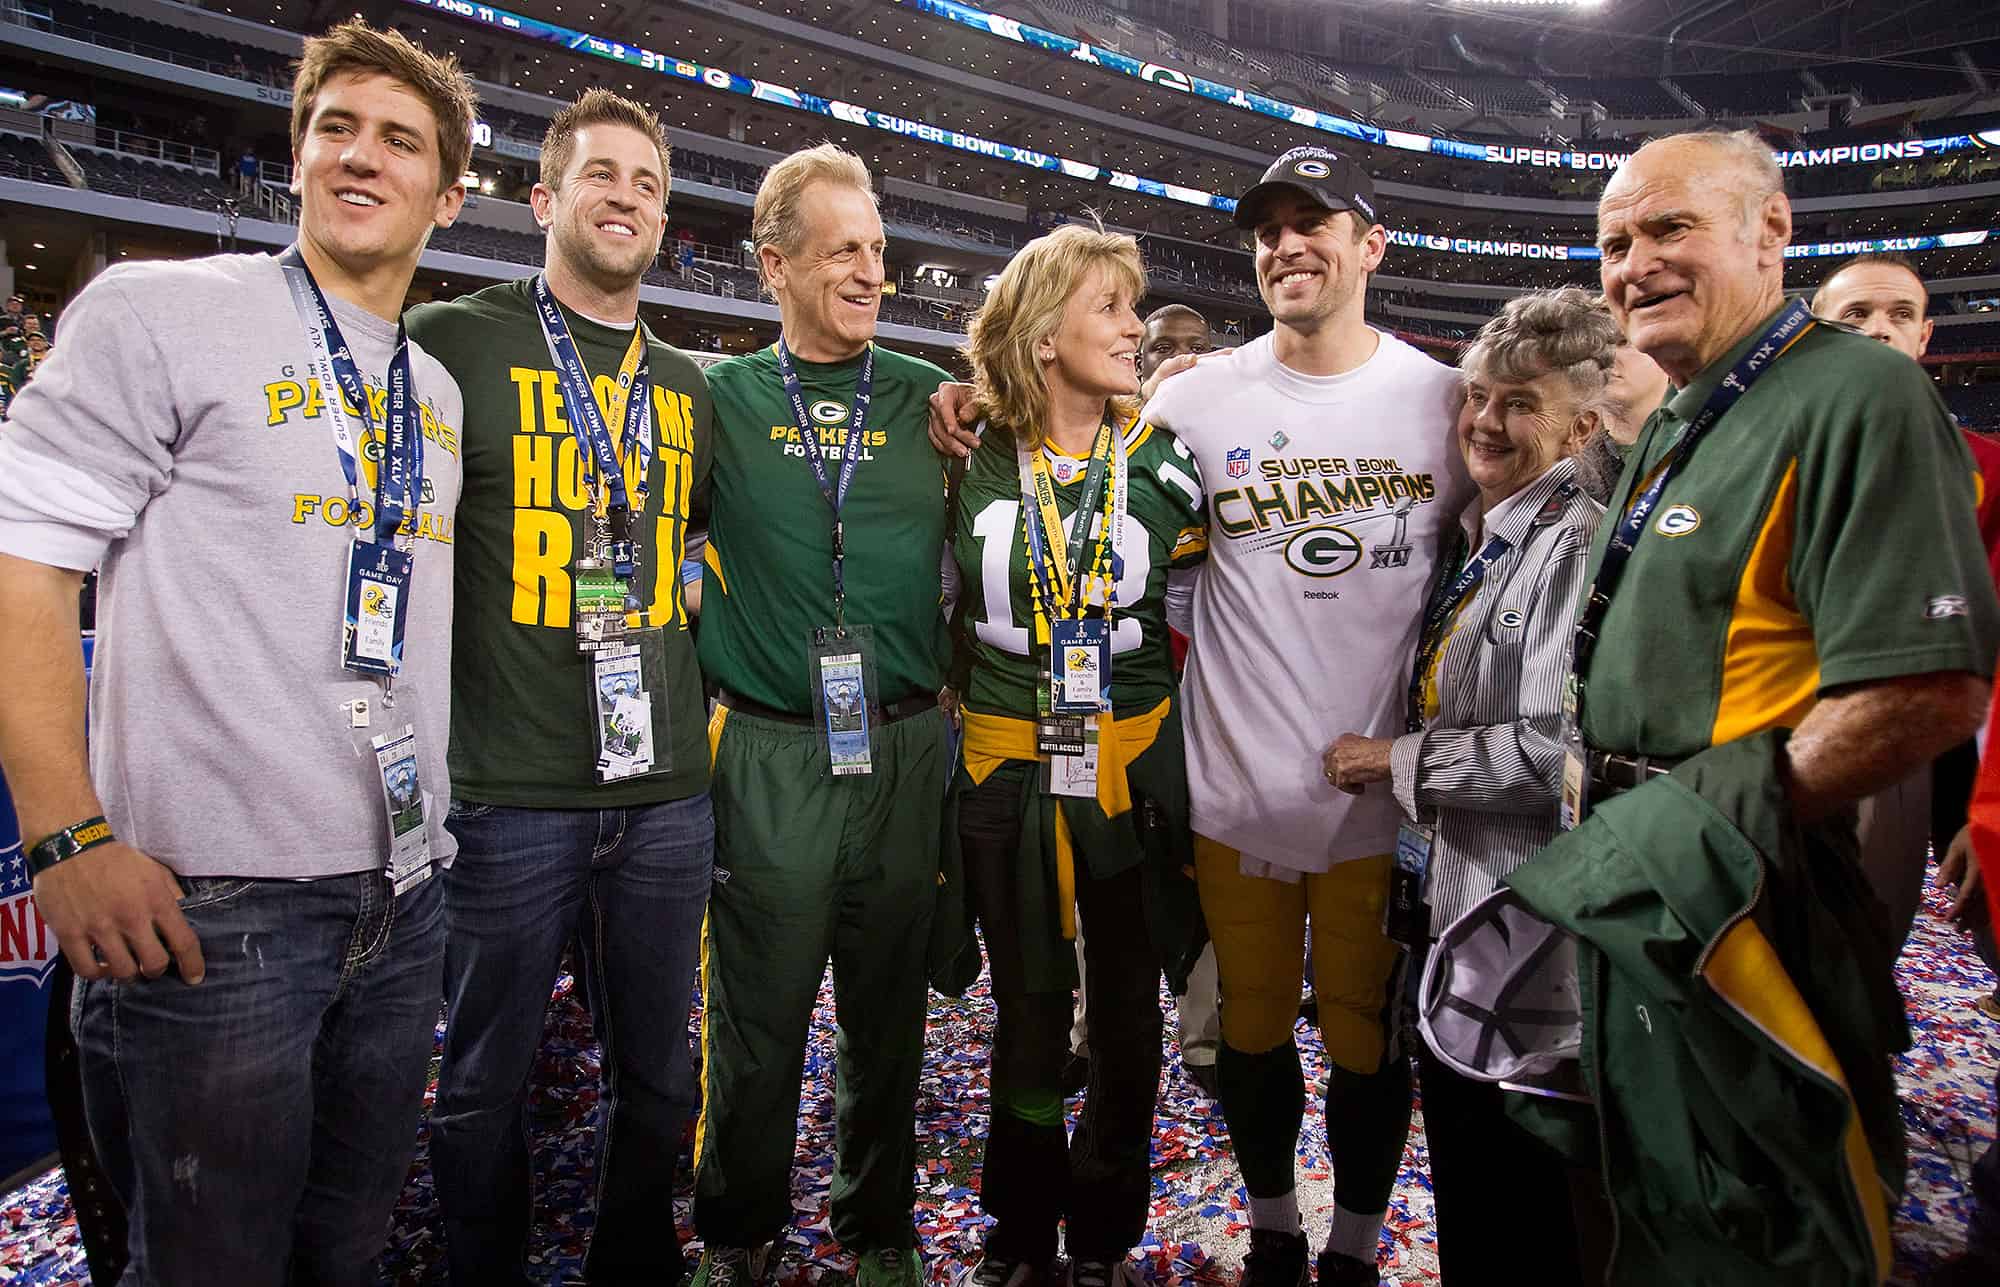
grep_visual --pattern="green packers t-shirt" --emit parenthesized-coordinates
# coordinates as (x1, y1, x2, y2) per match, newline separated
(954, 419, 1207, 719)
(1577, 306, 2000, 760)
(699, 342, 953, 713)
(407, 278, 713, 807)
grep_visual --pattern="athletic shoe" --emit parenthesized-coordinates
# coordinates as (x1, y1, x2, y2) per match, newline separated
(690, 1247, 767, 1287)
(956, 1254, 1049, 1287)
(1185, 1060, 1220, 1099)
(858, 1247, 924, 1287)
(1974, 991, 2000, 1022)
(1314, 1248, 1380, 1287)
(1239, 1229, 1308, 1287)
(1068, 1257, 1138, 1287)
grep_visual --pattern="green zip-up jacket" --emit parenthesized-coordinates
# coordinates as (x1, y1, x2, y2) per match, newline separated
(1505, 730, 1906, 1287)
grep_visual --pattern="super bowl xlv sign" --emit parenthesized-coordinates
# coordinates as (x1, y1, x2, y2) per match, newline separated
(0, 842, 57, 988)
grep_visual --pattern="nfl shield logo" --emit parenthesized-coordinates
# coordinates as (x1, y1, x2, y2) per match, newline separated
(1225, 447, 1251, 479)
(0, 842, 57, 988)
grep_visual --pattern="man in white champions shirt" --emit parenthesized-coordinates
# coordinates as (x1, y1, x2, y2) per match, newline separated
(1144, 147, 1469, 1287)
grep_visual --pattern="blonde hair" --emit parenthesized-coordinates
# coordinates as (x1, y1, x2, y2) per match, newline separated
(965, 223, 1146, 448)
(540, 89, 670, 190)
(291, 19, 477, 194)
(751, 143, 875, 295)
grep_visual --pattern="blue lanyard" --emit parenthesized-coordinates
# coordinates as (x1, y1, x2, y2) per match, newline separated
(531, 275, 652, 581)
(278, 247, 420, 547)
(1406, 527, 1512, 732)
(775, 337, 873, 625)
(1571, 299, 1815, 711)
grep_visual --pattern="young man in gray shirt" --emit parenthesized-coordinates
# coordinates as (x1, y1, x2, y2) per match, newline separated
(0, 22, 473, 1284)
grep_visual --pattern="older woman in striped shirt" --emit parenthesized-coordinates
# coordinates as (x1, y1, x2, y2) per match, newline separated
(1322, 287, 1614, 1285)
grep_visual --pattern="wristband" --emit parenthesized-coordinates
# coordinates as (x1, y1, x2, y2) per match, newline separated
(27, 815, 115, 877)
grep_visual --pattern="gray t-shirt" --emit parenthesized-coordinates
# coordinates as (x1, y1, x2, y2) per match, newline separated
(0, 252, 464, 878)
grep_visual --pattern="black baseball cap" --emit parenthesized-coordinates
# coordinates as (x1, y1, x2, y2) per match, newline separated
(1233, 145, 1379, 231)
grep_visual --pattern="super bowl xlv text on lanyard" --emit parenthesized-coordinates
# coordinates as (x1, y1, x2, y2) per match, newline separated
(1021, 418, 1128, 799)
(280, 246, 433, 893)
(531, 274, 672, 784)
(1558, 298, 1816, 830)
(776, 337, 881, 777)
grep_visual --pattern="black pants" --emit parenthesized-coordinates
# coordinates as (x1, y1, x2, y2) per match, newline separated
(959, 768, 1163, 1264)
(1417, 1043, 1608, 1285)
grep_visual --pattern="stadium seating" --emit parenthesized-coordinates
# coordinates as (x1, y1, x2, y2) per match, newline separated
(1545, 77, 1686, 118)
(0, 133, 65, 185)
(37, 0, 293, 84)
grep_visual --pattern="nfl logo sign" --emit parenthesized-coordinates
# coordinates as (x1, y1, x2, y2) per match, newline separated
(0, 841, 56, 989)
(1225, 447, 1251, 479)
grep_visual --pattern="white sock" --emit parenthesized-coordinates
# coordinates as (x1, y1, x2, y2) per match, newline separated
(1247, 1190, 1301, 1234)
(1325, 1202, 1386, 1262)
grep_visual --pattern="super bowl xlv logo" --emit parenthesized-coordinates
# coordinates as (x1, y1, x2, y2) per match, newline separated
(0, 843, 57, 988)
(1369, 497, 1418, 569)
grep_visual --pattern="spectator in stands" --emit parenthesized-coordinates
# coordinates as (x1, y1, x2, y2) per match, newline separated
(238, 145, 259, 198)
(1535, 127, 1998, 1282)
(689, 143, 954, 1287)
(407, 88, 714, 1287)
(9, 330, 48, 394)
(228, 52, 250, 81)
(0, 21, 473, 1284)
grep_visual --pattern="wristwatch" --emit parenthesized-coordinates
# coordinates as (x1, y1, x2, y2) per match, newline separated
(26, 815, 116, 877)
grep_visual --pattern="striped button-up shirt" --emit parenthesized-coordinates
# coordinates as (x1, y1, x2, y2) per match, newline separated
(1389, 457, 1605, 930)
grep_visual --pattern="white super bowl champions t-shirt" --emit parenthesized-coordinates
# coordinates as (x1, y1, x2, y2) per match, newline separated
(1146, 329, 1470, 877)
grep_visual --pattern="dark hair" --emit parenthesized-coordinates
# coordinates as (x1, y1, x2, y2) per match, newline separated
(290, 19, 477, 194)
(1146, 303, 1207, 329)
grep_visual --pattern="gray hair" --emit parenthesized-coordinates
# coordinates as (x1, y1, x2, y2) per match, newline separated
(1461, 287, 1621, 406)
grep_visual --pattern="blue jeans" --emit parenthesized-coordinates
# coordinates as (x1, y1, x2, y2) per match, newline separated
(432, 794, 713, 1286)
(73, 870, 444, 1287)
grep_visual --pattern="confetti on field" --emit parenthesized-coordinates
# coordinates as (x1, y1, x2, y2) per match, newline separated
(3, 876, 1993, 1285)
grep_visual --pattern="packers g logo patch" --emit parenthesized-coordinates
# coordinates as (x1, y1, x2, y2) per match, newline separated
(810, 400, 848, 425)
(1284, 524, 1363, 578)
(1293, 159, 1331, 179)
(1654, 504, 1701, 537)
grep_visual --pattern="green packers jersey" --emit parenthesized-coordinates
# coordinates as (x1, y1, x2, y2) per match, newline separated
(1578, 308, 2000, 760)
(699, 343, 954, 713)
(955, 420, 1207, 718)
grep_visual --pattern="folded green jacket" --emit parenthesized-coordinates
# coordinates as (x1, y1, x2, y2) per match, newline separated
(1506, 729, 1907, 1287)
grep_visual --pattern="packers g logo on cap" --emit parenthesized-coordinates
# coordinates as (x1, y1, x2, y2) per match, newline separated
(810, 400, 848, 425)
(1293, 159, 1332, 179)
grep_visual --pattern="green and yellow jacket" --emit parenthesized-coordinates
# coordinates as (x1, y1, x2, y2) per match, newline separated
(1506, 730, 1906, 1287)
